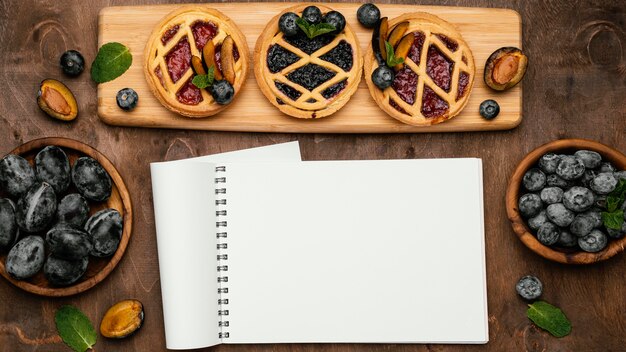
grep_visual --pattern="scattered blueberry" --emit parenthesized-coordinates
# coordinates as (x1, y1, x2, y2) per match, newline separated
(578, 229, 607, 252)
(538, 153, 561, 174)
(528, 210, 549, 231)
(556, 155, 585, 180)
(116, 88, 139, 111)
(537, 222, 560, 245)
(557, 230, 578, 247)
(546, 174, 569, 188)
(60, 50, 85, 77)
(210, 80, 235, 105)
(546, 203, 574, 227)
(302, 6, 322, 25)
(574, 150, 602, 169)
(540, 187, 563, 204)
(522, 168, 546, 192)
(589, 172, 618, 195)
(518, 193, 543, 218)
(516, 275, 543, 300)
(569, 214, 595, 237)
(324, 11, 346, 34)
(371, 65, 395, 89)
(479, 99, 500, 120)
(279, 12, 300, 37)
(357, 3, 381, 28)
(562, 186, 595, 212)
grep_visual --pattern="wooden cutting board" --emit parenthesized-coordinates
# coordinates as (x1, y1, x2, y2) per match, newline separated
(97, 3, 522, 133)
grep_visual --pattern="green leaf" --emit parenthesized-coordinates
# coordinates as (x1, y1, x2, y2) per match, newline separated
(192, 66, 215, 89)
(611, 179, 626, 199)
(607, 195, 621, 212)
(602, 210, 624, 230)
(295, 18, 335, 39)
(55, 305, 97, 352)
(385, 41, 404, 67)
(91, 42, 132, 83)
(527, 301, 571, 338)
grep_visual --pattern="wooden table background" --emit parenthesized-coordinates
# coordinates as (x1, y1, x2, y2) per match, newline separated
(0, 0, 625, 351)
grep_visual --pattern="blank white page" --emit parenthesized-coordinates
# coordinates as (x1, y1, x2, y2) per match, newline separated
(222, 159, 487, 344)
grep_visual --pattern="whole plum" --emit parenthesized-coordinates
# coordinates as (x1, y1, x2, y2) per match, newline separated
(44, 255, 88, 286)
(0, 198, 19, 250)
(46, 223, 93, 260)
(57, 193, 90, 228)
(6, 235, 45, 279)
(0, 154, 36, 198)
(35, 146, 71, 195)
(72, 157, 112, 202)
(85, 208, 123, 257)
(15, 182, 57, 233)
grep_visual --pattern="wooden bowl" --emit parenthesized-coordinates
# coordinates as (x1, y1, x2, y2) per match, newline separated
(506, 139, 626, 264)
(0, 137, 132, 296)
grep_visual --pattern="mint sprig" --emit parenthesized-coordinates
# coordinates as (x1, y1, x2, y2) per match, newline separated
(602, 179, 626, 230)
(91, 42, 132, 83)
(385, 41, 404, 68)
(55, 305, 97, 352)
(527, 301, 571, 338)
(296, 18, 336, 39)
(192, 66, 215, 89)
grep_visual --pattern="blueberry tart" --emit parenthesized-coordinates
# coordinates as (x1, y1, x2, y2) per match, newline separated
(364, 12, 475, 126)
(254, 5, 363, 119)
(144, 6, 249, 118)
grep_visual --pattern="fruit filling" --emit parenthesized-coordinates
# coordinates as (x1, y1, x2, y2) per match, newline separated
(275, 81, 302, 101)
(321, 79, 347, 99)
(214, 43, 240, 76)
(191, 20, 218, 51)
(286, 64, 336, 91)
(319, 40, 353, 71)
(435, 34, 458, 51)
(165, 37, 192, 83)
(161, 25, 180, 45)
(389, 98, 408, 114)
(154, 66, 166, 89)
(408, 31, 425, 65)
(176, 78, 203, 105)
(426, 45, 453, 92)
(267, 44, 300, 73)
(392, 66, 418, 105)
(421, 86, 448, 118)
(283, 32, 334, 55)
(457, 71, 470, 101)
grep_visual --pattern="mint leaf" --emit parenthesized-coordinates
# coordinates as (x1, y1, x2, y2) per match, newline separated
(91, 42, 132, 83)
(296, 18, 313, 38)
(296, 18, 335, 39)
(607, 195, 621, 212)
(55, 305, 97, 352)
(602, 179, 626, 229)
(385, 41, 404, 67)
(612, 179, 626, 199)
(602, 210, 624, 230)
(527, 301, 571, 338)
(192, 66, 215, 89)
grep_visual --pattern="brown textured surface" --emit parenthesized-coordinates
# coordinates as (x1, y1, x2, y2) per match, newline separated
(0, 0, 625, 351)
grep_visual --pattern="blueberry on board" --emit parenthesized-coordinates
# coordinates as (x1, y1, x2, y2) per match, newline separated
(563, 186, 595, 212)
(57, 193, 90, 228)
(0, 198, 18, 250)
(556, 155, 585, 181)
(479, 99, 500, 120)
(210, 80, 235, 105)
(518, 193, 542, 218)
(16, 182, 57, 233)
(324, 11, 346, 34)
(540, 187, 563, 204)
(537, 222, 560, 245)
(72, 157, 112, 202)
(302, 6, 322, 25)
(528, 210, 549, 231)
(574, 150, 602, 169)
(85, 208, 123, 257)
(60, 50, 85, 77)
(35, 146, 71, 195)
(371, 65, 395, 89)
(546, 203, 574, 227)
(6, 236, 45, 280)
(44, 255, 88, 286)
(557, 229, 578, 247)
(0, 154, 36, 198)
(578, 229, 607, 253)
(46, 223, 93, 260)
(279, 12, 300, 37)
(546, 174, 569, 188)
(582, 210, 603, 229)
(589, 172, 618, 195)
(569, 214, 595, 237)
(598, 162, 616, 173)
(116, 88, 139, 111)
(357, 3, 380, 28)
(516, 275, 543, 300)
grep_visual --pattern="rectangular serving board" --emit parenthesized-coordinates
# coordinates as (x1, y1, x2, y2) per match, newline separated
(97, 3, 522, 133)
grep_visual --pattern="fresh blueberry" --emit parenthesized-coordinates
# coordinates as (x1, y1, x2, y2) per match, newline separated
(538, 153, 561, 174)
(597, 162, 616, 173)
(540, 187, 563, 204)
(606, 225, 625, 239)
(479, 99, 500, 120)
(371, 65, 395, 89)
(574, 150, 602, 169)
(546, 174, 570, 188)
(60, 50, 85, 77)
(324, 11, 346, 34)
(589, 172, 618, 195)
(537, 222, 560, 245)
(546, 203, 574, 227)
(557, 230, 578, 247)
(580, 169, 597, 188)
(209, 80, 235, 105)
(556, 156, 585, 180)
(578, 229, 608, 252)
(357, 3, 381, 28)
(528, 210, 549, 231)
(518, 193, 542, 218)
(582, 210, 603, 228)
(523, 168, 546, 192)
(302, 6, 322, 25)
(569, 214, 595, 237)
(116, 88, 139, 111)
(516, 275, 543, 300)
(563, 186, 595, 212)
(613, 170, 626, 181)
(279, 12, 300, 37)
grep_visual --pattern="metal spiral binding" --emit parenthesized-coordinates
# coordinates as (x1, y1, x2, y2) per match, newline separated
(215, 165, 230, 340)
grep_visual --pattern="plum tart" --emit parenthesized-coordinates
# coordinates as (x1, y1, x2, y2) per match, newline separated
(364, 13, 475, 126)
(254, 5, 363, 119)
(144, 6, 249, 118)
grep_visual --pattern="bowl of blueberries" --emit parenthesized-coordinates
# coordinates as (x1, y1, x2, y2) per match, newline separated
(506, 139, 626, 264)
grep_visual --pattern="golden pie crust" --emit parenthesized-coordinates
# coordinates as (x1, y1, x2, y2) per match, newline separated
(254, 4, 363, 119)
(364, 12, 475, 126)
(144, 6, 249, 118)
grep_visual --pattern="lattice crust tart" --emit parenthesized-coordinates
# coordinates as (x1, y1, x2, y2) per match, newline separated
(364, 13, 475, 126)
(254, 5, 363, 119)
(144, 6, 249, 118)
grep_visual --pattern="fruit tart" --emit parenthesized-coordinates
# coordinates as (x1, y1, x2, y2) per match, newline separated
(254, 5, 363, 119)
(144, 6, 249, 118)
(364, 13, 475, 126)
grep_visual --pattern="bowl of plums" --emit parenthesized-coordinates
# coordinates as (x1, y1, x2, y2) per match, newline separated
(506, 139, 626, 264)
(0, 138, 132, 296)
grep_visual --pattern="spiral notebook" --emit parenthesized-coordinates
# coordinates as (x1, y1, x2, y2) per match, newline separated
(150, 142, 488, 350)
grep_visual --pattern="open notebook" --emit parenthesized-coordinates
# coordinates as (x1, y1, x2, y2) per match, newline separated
(151, 142, 488, 349)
